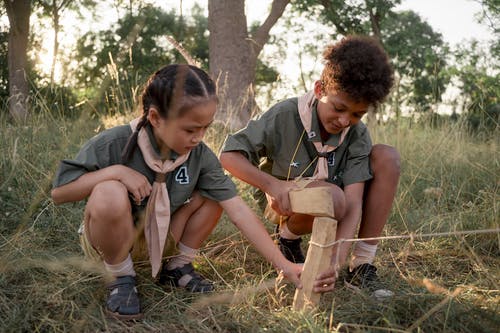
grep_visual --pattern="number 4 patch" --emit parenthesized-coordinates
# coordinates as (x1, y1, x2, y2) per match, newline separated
(175, 166, 190, 184)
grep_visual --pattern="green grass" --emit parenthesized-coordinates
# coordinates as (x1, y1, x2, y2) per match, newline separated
(0, 105, 498, 332)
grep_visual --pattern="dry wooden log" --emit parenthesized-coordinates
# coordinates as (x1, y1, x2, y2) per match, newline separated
(288, 187, 338, 311)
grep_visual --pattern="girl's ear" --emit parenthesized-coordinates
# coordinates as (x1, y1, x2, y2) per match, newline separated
(147, 107, 162, 128)
(313, 80, 323, 99)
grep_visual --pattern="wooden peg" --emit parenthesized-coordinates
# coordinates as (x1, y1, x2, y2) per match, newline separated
(288, 187, 338, 311)
(288, 187, 334, 218)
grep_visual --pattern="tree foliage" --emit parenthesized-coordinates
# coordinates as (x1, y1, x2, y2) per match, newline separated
(475, 0, 499, 58)
(292, 0, 449, 112)
(35, 0, 97, 86)
(73, 3, 209, 113)
(451, 41, 499, 131)
(383, 10, 449, 110)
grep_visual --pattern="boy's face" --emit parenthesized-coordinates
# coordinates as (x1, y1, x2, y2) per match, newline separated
(314, 81, 370, 135)
(149, 100, 216, 156)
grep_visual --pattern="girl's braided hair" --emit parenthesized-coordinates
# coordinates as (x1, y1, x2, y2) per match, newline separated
(121, 64, 217, 163)
(321, 35, 394, 107)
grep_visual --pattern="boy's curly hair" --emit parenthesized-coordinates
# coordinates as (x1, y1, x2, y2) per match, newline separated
(321, 35, 394, 106)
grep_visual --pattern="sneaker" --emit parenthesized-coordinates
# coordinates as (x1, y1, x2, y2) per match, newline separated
(105, 275, 143, 320)
(158, 262, 214, 293)
(344, 263, 394, 300)
(278, 237, 305, 264)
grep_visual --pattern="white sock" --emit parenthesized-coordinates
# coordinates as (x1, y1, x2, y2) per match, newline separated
(350, 241, 378, 271)
(166, 242, 198, 287)
(280, 223, 301, 240)
(104, 253, 136, 277)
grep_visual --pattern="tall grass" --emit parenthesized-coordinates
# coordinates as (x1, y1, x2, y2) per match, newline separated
(0, 92, 498, 332)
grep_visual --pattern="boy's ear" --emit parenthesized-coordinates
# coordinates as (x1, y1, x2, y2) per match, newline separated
(313, 80, 323, 99)
(147, 107, 161, 127)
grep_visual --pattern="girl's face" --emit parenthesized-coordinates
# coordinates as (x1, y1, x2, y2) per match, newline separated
(314, 80, 370, 136)
(149, 100, 217, 157)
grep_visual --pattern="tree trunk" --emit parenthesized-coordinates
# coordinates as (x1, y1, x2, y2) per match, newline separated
(208, 0, 289, 130)
(5, 0, 31, 123)
(50, 1, 61, 87)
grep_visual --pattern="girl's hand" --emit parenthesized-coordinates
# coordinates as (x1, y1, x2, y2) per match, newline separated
(313, 265, 337, 293)
(114, 165, 152, 203)
(266, 179, 299, 216)
(278, 261, 303, 289)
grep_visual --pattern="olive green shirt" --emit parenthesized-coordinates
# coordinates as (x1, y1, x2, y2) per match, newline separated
(53, 124, 237, 214)
(222, 97, 373, 188)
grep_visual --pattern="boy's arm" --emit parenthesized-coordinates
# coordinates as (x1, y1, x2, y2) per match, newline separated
(220, 151, 297, 215)
(219, 195, 302, 288)
(51, 165, 151, 205)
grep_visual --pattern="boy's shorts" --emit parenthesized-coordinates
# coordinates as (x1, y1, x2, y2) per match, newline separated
(79, 204, 177, 264)
(262, 178, 316, 225)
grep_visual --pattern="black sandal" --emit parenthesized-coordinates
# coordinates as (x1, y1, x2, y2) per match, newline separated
(159, 263, 214, 293)
(105, 275, 143, 320)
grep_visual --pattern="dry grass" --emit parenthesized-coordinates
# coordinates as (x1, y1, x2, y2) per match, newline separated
(0, 106, 498, 332)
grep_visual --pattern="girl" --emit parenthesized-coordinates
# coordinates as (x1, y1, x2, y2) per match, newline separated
(51, 64, 302, 320)
(220, 36, 400, 297)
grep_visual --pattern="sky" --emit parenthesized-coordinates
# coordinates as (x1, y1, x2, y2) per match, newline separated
(393, 0, 493, 46)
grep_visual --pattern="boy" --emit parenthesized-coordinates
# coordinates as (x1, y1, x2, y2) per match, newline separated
(220, 35, 400, 294)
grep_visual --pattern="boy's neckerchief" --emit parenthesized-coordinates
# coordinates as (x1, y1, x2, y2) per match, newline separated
(297, 90, 350, 180)
(130, 118, 190, 277)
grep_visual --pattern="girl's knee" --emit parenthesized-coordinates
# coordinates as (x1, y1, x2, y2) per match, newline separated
(184, 191, 223, 219)
(87, 180, 131, 219)
(371, 144, 401, 175)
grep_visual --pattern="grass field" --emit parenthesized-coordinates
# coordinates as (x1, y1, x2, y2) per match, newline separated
(0, 106, 498, 332)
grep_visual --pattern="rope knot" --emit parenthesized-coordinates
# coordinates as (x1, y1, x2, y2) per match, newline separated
(155, 172, 167, 183)
(317, 151, 330, 158)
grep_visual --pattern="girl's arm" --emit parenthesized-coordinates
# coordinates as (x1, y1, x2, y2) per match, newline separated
(220, 151, 297, 215)
(51, 165, 152, 204)
(219, 196, 303, 288)
(313, 182, 364, 292)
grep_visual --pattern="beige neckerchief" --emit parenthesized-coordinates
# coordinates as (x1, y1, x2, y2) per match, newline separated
(297, 90, 350, 180)
(130, 118, 190, 277)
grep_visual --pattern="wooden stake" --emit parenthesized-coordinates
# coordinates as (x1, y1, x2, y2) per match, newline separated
(288, 187, 334, 218)
(288, 187, 338, 311)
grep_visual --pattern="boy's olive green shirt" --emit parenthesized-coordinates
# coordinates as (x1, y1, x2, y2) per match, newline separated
(53, 124, 237, 214)
(222, 97, 373, 188)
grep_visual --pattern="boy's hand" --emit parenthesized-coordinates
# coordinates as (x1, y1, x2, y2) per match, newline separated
(267, 179, 299, 216)
(313, 265, 337, 293)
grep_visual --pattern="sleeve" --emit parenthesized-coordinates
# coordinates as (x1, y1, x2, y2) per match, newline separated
(342, 125, 373, 186)
(220, 113, 274, 167)
(52, 132, 122, 188)
(197, 145, 238, 202)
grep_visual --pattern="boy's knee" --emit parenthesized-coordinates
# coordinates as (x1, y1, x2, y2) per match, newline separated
(330, 185, 346, 220)
(371, 144, 401, 175)
(306, 181, 346, 220)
